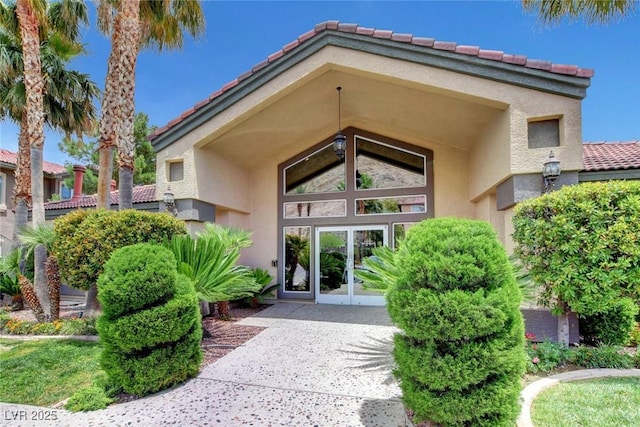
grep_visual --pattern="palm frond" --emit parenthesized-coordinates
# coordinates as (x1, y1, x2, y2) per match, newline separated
(354, 245, 398, 291)
(18, 223, 57, 255)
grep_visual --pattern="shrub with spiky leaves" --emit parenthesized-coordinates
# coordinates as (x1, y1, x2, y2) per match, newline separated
(387, 218, 525, 426)
(96, 243, 202, 396)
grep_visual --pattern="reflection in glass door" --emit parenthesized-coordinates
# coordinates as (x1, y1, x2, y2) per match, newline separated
(315, 225, 387, 305)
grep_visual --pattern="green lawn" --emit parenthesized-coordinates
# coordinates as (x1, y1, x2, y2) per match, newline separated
(0, 338, 104, 407)
(531, 377, 640, 427)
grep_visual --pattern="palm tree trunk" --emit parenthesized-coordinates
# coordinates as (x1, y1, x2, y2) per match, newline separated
(45, 255, 61, 321)
(115, 0, 140, 210)
(12, 115, 31, 244)
(217, 301, 230, 320)
(17, 0, 51, 319)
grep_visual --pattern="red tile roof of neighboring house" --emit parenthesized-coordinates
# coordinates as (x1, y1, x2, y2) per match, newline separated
(149, 20, 594, 142)
(583, 141, 640, 172)
(0, 148, 67, 175)
(44, 184, 157, 210)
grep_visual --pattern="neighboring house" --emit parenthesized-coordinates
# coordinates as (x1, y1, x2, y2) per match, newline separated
(42, 166, 159, 219)
(148, 21, 594, 306)
(0, 148, 67, 254)
(580, 141, 640, 181)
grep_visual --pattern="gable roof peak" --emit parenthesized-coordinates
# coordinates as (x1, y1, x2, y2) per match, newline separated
(149, 20, 594, 143)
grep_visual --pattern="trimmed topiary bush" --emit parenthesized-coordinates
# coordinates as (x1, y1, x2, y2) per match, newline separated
(388, 218, 525, 426)
(53, 209, 186, 290)
(96, 243, 202, 396)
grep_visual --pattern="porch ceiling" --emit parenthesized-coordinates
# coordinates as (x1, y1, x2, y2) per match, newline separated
(199, 69, 504, 168)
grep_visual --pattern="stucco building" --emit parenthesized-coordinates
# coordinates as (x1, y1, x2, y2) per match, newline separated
(149, 21, 594, 305)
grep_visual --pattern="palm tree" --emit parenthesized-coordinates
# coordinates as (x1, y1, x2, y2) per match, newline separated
(95, 0, 205, 210)
(522, 0, 636, 25)
(1, 0, 97, 319)
(18, 224, 61, 320)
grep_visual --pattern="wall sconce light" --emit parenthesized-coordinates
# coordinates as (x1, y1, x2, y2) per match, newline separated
(332, 86, 346, 161)
(542, 151, 561, 193)
(163, 186, 178, 216)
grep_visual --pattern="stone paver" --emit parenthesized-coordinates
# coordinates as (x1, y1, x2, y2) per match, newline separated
(0, 303, 407, 427)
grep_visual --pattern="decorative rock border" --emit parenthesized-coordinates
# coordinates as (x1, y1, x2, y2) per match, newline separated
(517, 369, 640, 427)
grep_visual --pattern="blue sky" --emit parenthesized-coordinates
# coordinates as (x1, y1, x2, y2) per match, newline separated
(1, 0, 639, 165)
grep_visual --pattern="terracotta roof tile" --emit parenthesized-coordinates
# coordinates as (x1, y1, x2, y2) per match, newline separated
(298, 29, 317, 43)
(433, 40, 457, 51)
(525, 59, 552, 71)
(252, 59, 270, 73)
(149, 20, 595, 141)
(237, 69, 253, 82)
(283, 39, 300, 53)
(583, 141, 640, 172)
(412, 37, 435, 47)
(267, 49, 284, 63)
(391, 33, 413, 43)
(221, 79, 239, 91)
(43, 184, 157, 211)
(338, 23, 358, 33)
(456, 45, 480, 56)
(502, 54, 527, 65)
(355, 26, 375, 36)
(372, 29, 393, 39)
(0, 148, 66, 175)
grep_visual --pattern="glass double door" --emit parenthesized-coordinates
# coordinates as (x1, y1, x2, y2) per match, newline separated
(315, 225, 387, 306)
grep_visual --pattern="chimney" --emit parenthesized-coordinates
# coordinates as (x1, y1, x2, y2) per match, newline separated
(71, 165, 86, 201)
(110, 179, 117, 192)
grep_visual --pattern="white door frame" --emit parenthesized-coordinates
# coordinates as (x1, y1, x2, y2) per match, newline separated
(315, 225, 387, 306)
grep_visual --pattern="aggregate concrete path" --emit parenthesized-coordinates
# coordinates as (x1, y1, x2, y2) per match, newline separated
(0, 303, 407, 427)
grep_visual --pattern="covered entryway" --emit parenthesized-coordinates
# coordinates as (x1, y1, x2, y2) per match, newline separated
(316, 225, 387, 305)
(150, 21, 591, 309)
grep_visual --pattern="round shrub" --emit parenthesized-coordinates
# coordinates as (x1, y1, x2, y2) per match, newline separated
(388, 218, 525, 426)
(97, 243, 202, 396)
(97, 244, 178, 319)
(53, 209, 186, 290)
(513, 180, 640, 344)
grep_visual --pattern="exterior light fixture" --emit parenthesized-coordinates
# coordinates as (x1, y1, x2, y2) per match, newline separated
(542, 151, 561, 193)
(332, 86, 346, 161)
(163, 186, 178, 216)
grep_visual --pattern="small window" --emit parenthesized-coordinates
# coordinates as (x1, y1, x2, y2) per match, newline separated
(528, 119, 560, 149)
(168, 161, 184, 182)
(283, 200, 347, 219)
(355, 195, 426, 216)
(0, 172, 6, 207)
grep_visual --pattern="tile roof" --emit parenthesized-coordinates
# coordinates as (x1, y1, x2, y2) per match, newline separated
(43, 184, 157, 211)
(0, 148, 67, 175)
(583, 141, 640, 171)
(149, 20, 594, 142)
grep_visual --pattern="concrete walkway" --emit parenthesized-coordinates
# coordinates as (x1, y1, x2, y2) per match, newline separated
(0, 303, 407, 427)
